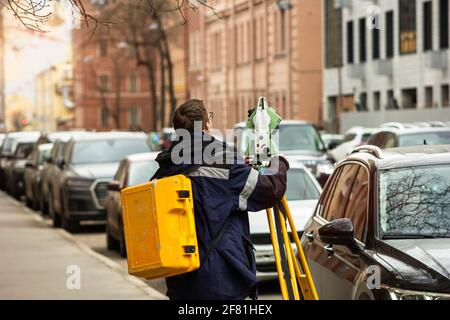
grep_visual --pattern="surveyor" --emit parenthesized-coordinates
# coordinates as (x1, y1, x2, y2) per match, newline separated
(151, 99, 289, 300)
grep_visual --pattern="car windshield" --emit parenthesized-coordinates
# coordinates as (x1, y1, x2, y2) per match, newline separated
(399, 131, 450, 147)
(379, 165, 450, 238)
(70, 139, 151, 164)
(285, 168, 321, 201)
(38, 148, 52, 165)
(274, 125, 325, 152)
(1, 138, 13, 155)
(128, 160, 160, 186)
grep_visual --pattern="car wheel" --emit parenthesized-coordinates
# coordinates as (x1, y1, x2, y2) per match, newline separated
(106, 224, 119, 251)
(40, 196, 48, 215)
(25, 196, 33, 208)
(60, 198, 78, 233)
(119, 222, 127, 258)
(49, 192, 61, 228)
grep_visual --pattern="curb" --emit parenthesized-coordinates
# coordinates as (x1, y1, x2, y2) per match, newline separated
(5, 194, 167, 300)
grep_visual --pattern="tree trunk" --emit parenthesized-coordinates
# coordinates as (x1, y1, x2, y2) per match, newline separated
(144, 46, 158, 131)
(158, 43, 166, 130)
(113, 59, 121, 129)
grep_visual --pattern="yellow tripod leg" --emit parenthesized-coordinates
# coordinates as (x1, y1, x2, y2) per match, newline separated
(282, 197, 319, 300)
(277, 207, 300, 300)
(266, 208, 289, 300)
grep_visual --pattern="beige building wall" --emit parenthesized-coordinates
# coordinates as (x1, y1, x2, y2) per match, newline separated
(186, 0, 323, 131)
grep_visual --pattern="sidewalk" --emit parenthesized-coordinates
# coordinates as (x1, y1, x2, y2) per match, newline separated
(0, 192, 166, 300)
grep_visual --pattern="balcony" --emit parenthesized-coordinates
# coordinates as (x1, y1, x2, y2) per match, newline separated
(374, 59, 393, 77)
(425, 50, 448, 70)
(347, 64, 365, 80)
(334, 0, 352, 9)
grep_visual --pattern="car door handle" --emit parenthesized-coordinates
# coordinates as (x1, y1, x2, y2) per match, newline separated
(305, 231, 314, 242)
(324, 244, 334, 257)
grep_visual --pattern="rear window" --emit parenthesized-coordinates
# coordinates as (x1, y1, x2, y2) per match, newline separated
(70, 139, 151, 164)
(285, 169, 321, 201)
(399, 131, 450, 147)
(128, 160, 160, 186)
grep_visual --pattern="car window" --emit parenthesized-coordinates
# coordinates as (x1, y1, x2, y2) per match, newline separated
(273, 125, 326, 152)
(15, 143, 34, 159)
(343, 133, 357, 143)
(384, 133, 397, 148)
(70, 139, 151, 164)
(343, 167, 369, 242)
(323, 164, 359, 221)
(361, 133, 372, 143)
(285, 168, 321, 201)
(398, 131, 450, 147)
(317, 166, 342, 218)
(128, 160, 160, 186)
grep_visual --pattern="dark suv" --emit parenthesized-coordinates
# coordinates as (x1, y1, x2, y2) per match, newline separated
(367, 126, 450, 149)
(48, 132, 152, 232)
(302, 145, 450, 300)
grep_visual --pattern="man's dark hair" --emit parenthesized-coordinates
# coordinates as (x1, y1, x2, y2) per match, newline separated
(172, 99, 209, 132)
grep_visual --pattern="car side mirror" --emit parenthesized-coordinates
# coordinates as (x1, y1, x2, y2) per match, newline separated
(318, 218, 359, 252)
(107, 180, 121, 192)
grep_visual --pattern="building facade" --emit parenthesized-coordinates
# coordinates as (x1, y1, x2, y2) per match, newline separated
(35, 62, 75, 131)
(323, 0, 450, 133)
(186, 0, 323, 131)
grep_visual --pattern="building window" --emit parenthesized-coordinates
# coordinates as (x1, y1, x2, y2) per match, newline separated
(440, 0, 449, 49)
(425, 86, 433, 108)
(402, 88, 418, 109)
(359, 93, 368, 111)
(359, 18, 367, 63)
(129, 74, 137, 93)
(101, 107, 109, 128)
(423, 1, 433, 51)
(99, 74, 109, 92)
(386, 11, 394, 58)
(129, 107, 140, 128)
(373, 91, 381, 111)
(442, 84, 450, 107)
(100, 38, 108, 57)
(324, 0, 343, 68)
(399, 0, 417, 55)
(347, 21, 354, 64)
(372, 27, 380, 60)
(275, 10, 287, 54)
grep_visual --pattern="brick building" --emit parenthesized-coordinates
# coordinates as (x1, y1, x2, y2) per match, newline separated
(185, 0, 323, 131)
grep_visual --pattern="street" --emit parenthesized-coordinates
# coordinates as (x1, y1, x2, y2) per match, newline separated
(0, 191, 281, 300)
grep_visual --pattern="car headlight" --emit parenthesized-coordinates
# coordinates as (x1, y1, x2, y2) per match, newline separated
(66, 178, 94, 188)
(316, 161, 334, 176)
(383, 285, 450, 300)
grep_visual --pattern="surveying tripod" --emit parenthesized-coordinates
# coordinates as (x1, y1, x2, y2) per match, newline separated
(247, 97, 319, 300)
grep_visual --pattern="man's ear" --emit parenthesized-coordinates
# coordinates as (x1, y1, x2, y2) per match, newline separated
(204, 121, 212, 133)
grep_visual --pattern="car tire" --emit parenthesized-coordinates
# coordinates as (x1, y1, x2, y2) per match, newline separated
(119, 222, 127, 258)
(49, 192, 61, 228)
(25, 196, 33, 208)
(40, 196, 48, 216)
(106, 225, 119, 251)
(60, 197, 78, 233)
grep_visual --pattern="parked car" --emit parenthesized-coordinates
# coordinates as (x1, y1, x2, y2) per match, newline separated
(0, 131, 40, 190)
(234, 120, 334, 186)
(367, 127, 450, 149)
(301, 145, 450, 300)
(105, 152, 160, 257)
(330, 127, 376, 162)
(48, 132, 153, 232)
(320, 132, 344, 151)
(39, 131, 91, 215)
(24, 143, 53, 210)
(5, 137, 39, 198)
(248, 163, 322, 281)
(0, 133, 5, 149)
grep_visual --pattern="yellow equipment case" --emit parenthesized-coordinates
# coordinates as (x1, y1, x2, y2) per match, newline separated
(121, 175, 200, 279)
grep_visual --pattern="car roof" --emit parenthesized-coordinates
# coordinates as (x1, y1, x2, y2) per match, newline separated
(47, 131, 92, 142)
(346, 145, 450, 170)
(38, 143, 53, 151)
(70, 131, 148, 141)
(5, 131, 41, 138)
(373, 127, 450, 135)
(125, 152, 160, 162)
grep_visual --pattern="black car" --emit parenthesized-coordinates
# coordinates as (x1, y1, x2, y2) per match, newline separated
(106, 152, 160, 257)
(0, 131, 40, 190)
(302, 145, 450, 300)
(367, 126, 450, 149)
(24, 143, 53, 210)
(48, 132, 153, 232)
(5, 138, 39, 198)
(234, 120, 334, 186)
